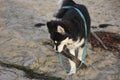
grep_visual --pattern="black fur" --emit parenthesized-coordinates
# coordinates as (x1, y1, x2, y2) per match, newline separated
(46, 0, 90, 73)
(47, 0, 91, 41)
(55, 0, 75, 18)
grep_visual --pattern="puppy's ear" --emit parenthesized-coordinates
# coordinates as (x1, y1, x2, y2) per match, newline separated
(57, 25, 65, 34)
(47, 21, 53, 33)
(47, 21, 52, 29)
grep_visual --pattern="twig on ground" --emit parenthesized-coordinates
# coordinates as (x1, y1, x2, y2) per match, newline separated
(90, 31, 108, 49)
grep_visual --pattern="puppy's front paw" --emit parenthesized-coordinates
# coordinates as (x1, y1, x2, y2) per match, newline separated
(68, 69, 76, 75)
(68, 71, 75, 75)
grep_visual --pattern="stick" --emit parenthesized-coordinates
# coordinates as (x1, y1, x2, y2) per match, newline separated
(60, 47, 87, 68)
(90, 31, 108, 49)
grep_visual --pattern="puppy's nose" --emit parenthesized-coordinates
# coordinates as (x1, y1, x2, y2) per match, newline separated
(54, 49, 58, 52)
(54, 46, 58, 52)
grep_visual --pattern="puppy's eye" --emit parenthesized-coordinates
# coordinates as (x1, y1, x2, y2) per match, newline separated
(54, 41, 60, 45)
(54, 41, 57, 44)
(54, 41, 58, 45)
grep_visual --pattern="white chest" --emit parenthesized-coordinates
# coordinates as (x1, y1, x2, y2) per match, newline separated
(67, 38, 85, 49)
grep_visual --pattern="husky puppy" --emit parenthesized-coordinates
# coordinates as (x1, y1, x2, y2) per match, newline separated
(47, 0, 91, 75)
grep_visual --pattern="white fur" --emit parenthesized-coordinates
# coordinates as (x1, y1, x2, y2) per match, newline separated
(78, 47, 84, 60)
(57, 37, 69, 52)
(68, 49, 76, 75)
(67, 38, 85, 50)
(67, 38, 84, 74)
(57, 37, 85, 75)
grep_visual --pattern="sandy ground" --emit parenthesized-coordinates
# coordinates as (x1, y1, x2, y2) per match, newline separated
(0, 0, 120, 80)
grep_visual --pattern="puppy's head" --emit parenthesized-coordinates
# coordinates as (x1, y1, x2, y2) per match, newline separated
(47, 20, 70, 52)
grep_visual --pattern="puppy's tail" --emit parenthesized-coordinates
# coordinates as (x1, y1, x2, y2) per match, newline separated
(34, 23, 46, 28)
(98, 24, 116, 28)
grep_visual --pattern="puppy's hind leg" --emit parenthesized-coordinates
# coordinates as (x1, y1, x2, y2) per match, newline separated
(68, 49, 76, 75)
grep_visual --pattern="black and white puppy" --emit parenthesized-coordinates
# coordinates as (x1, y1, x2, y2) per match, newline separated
(47, 0, 91, 75)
